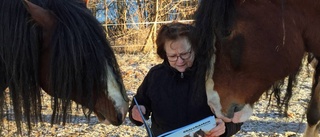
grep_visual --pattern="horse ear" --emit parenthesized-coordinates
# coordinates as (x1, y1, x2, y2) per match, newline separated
(22, 0, 56, 29)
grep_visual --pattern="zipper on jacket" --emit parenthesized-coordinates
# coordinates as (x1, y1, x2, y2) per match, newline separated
(181, 72, 184, 78)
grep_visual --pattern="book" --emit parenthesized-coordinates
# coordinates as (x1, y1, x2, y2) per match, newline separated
(158, 116, 216, 137)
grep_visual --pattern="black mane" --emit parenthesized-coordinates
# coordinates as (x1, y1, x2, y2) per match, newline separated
(0, 0, 42, 133)
(192, 0, 236, 103)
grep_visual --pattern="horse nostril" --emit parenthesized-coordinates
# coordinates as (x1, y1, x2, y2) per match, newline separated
(234, 104, 244, 112)
(116, 113, 123, 125)
(227, 106, 235, 118)
(227, 103, 245, 118)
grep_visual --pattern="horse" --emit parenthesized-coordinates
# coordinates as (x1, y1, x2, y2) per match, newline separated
(0, 0, 129, 134)
(193, 0, 320, 136)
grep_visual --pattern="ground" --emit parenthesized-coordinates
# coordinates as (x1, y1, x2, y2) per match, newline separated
(1, 51, 315, 137)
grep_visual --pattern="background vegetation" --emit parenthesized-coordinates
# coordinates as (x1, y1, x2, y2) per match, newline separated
(86, 0, 198, 53)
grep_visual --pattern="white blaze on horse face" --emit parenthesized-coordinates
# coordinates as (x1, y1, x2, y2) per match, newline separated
(206, 86, 225, 121)
(106, 65, 129, 121)
(206, 51, 230, 122)
(206, 78, 231, 122)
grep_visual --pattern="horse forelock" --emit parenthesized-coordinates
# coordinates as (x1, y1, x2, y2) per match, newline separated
(194, 0, 237, 74)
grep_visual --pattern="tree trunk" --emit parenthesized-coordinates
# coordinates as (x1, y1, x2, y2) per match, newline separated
(141, 0, 158, 52)
(117, 0, 127, 33)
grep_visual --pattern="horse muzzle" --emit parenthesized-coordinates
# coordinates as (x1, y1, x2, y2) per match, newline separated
(226, 104, 253, 123)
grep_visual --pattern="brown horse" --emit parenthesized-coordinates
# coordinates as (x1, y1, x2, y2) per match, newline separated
(193, 0, 320, 136)
(0, 0, 128, 134)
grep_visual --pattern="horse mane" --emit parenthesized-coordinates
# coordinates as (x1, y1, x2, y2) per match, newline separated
(267, 75, 295, 116)
(266, 56, 305, 116)
(0, 0, 127, 134)
(46, 0, 126, 124)
(192, 0, 236, 103)
(0, 0, 43, 134)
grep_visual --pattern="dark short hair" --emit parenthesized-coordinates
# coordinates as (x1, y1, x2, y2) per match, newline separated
(156, 22, 195, 60)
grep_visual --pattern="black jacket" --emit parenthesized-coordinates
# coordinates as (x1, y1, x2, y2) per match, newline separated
(129, 61, 242, 137)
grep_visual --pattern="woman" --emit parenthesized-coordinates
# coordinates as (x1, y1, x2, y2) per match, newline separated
(129, 22, 242, 137)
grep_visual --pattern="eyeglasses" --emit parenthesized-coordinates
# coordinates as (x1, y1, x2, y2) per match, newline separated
(167, 51, 192, 62)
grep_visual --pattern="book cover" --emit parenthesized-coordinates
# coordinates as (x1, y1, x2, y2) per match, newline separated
(158, 116, 216, 137)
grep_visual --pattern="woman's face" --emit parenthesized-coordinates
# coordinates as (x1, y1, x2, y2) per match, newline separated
(164, 37, 194, 72)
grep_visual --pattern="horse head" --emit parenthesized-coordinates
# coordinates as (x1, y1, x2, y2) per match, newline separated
(194, 0, 306, 123)
(23, 0, 129, 126)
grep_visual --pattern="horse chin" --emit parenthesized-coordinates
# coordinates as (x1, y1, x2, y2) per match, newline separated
(224, 104, 253, 123)
(101, 119, 111, 125)
(94, 109, 125, 126)
(94, 112, 109, 124)
(213, 104, 253, 123)
(99, 107, 129, 125)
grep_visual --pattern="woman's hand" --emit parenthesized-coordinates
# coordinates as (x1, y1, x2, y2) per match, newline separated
(205, 118, 226, 137)
(131, 105, 146, 123)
